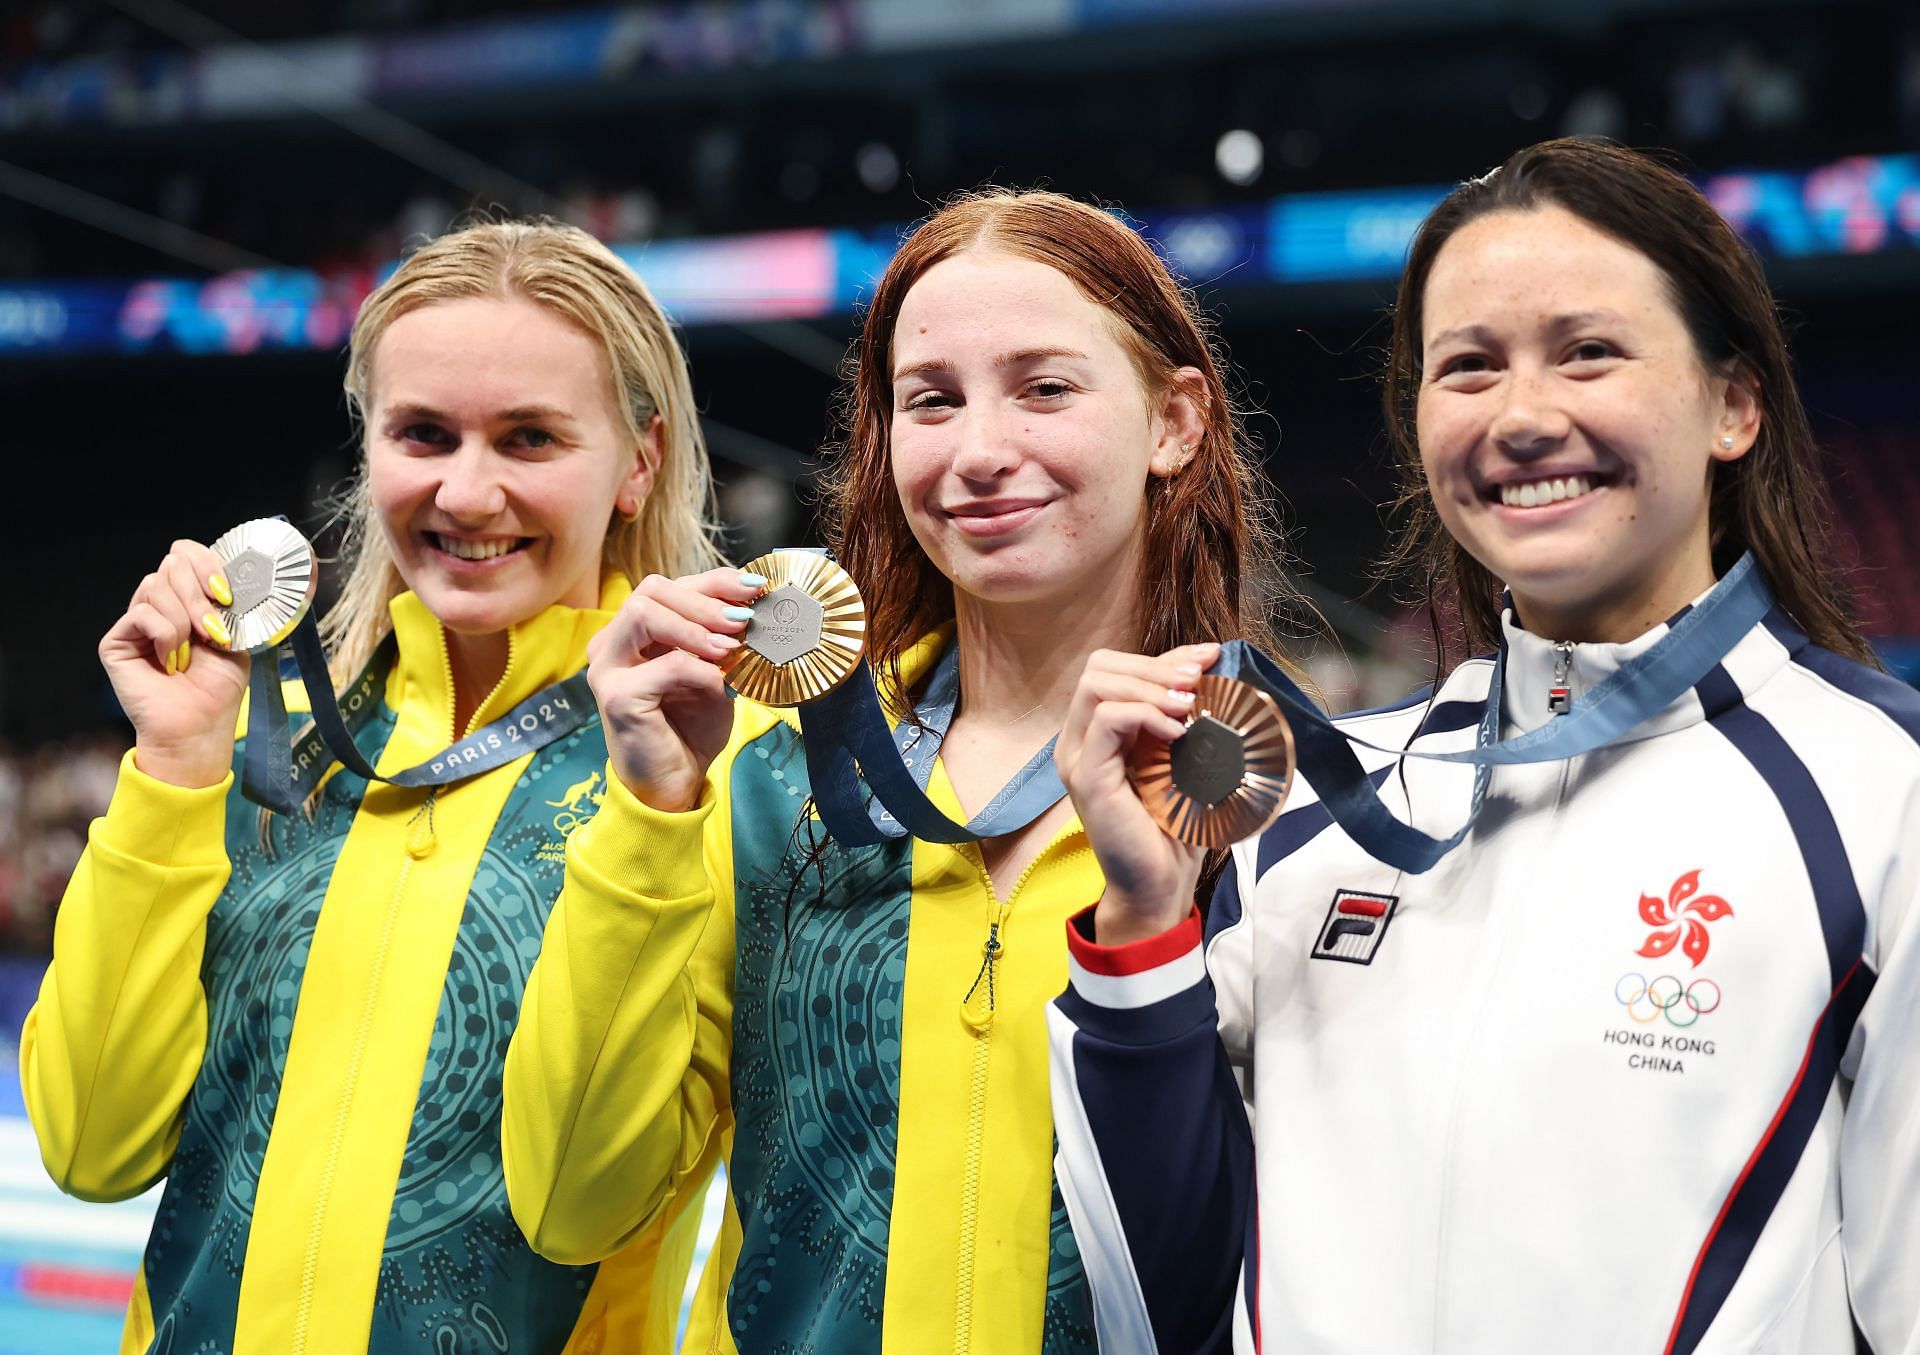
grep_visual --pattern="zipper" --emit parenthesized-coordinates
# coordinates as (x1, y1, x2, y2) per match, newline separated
(959, 902, 1009, 1034)
(951, 826, 1085, 1355)
(1428, 758, 1570, 1350)
(1547, 641, 1574, 717)
(291, 616, 507, 1348)
(438, 622, 520, 742)
(435, 625, 459, 745)
(954, 971, 996, 1355)
(288, 806, 426, 1352)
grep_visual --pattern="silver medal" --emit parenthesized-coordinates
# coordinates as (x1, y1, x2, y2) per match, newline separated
(208, 518, 319, 653)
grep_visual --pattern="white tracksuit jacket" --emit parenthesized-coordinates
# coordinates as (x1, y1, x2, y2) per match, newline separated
(1049, 593, 1919, 1355)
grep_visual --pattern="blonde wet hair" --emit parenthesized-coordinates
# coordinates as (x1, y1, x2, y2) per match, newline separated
(325, 217, 724, 678)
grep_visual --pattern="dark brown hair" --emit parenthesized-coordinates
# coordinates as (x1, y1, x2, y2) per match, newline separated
(1382, 137, 1873, 664)
(822, 187, 1301, 691)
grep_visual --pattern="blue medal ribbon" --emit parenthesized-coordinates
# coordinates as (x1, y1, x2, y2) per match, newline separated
(797, 554, 1773, 872)
(241, 609, 596, 813)
(1215, 551, 1773, 872)
(801, 643, 1065, 847)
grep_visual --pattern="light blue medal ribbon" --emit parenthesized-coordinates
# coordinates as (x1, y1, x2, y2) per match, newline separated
(1212, 551, 1774, 872)
(797, 553, 1773, 872)
(241, 609, 596, 814)
(800, 643, 1064, 847)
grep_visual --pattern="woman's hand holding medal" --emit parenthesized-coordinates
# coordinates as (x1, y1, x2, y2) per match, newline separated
(1056, 643, 1219, 946)
(100, 538, 249, 790)
(586, 567, 765, 813)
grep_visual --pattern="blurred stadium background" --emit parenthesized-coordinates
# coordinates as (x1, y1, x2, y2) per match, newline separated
(1, 0, 1917, 1348)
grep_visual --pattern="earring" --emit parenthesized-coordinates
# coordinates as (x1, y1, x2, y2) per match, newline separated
(1720, 436, 1734, 449)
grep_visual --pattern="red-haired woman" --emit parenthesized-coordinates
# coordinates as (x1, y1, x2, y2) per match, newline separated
(1050, 139, 1920, 1353)
(501, 189, 1303, 1353)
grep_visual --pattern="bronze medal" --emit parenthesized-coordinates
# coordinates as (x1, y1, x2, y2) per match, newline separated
(721, 549, 867, 706)
(1128, 675, 1295, 848)
(208, 518, 319, 654)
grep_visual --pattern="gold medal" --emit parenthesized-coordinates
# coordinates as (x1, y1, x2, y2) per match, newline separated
(1128, 675, 1296, 848)
(208, 518, 318, 654)
(721, 549, 867, 706)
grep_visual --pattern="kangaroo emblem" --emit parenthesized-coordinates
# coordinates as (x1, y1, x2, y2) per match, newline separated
(546, 771, 602, 812)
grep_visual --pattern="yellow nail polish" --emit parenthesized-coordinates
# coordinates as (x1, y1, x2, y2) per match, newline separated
(177, 641, 192, 673)
(203, 613, 232, 648)
(164, 647, 177, 675)
(208, 573, 233, 607)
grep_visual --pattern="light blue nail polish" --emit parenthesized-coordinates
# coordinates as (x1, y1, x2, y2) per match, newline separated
(738, 571, 768, 588)
(723, 605, 756, 621)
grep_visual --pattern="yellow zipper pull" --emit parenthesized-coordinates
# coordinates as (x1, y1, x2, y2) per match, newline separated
(406, 787, 440, 858)
(961, 903, 1010, 1033)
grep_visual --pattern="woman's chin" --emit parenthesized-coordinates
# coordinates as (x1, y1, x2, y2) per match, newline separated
(1474, 537, 1610, 602)
(926, 527, 1146, 618)
(949, 562, 1084, 610)
(411, 581, 534, 637)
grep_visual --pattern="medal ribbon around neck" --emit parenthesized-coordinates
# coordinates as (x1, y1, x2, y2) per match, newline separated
(213, 519, 597, 814)
(751, 547, 1773, 871)
(714, 549, 1062, 847)
(1209, 551, 1774, 873)
(801, 641, 1068, 847)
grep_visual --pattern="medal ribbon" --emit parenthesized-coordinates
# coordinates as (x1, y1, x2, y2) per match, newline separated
(800, 643, 1065, 847)
(798, 553, 1772, 870)
(1212, 551, 1773, 872)
(241, 609, 595, 813)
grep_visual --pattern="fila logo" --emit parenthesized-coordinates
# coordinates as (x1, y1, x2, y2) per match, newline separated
(1312, 889, 1400, 965)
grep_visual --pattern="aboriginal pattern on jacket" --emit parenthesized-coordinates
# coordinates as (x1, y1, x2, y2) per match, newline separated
(138, 702, 610, 1355)
(723, 722, 1096, 1354)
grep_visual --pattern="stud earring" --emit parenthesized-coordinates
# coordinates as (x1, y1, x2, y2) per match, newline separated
(1720, 436, 1735, 450)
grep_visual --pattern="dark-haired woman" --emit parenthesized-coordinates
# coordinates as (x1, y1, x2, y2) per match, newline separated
(500, 188, 1305, 1353)
(1049, 138, 1919, 1353)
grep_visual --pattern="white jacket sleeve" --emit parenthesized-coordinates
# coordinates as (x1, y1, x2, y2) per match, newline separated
(1839, 783, 1920, 1353)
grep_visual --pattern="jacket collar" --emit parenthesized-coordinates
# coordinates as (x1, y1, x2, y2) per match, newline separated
(1497, 573, 1790, 742)
(383, 574, 631, 741)
(883, 621, 958, 722)
(890, 621, 1087, 845)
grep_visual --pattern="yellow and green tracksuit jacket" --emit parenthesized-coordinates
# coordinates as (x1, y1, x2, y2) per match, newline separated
(503, 626, 1101, 1354)
(20, 577, 710, 1355)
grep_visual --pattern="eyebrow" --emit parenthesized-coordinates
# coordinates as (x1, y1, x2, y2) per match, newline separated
(891, 346, 1093, 383)
(1427, 310, 1631, 349)
(498, 404, 578, 425)
(380, 401, 579, 425)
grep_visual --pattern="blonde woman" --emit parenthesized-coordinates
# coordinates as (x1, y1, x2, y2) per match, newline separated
(21, 219, 724, 1355)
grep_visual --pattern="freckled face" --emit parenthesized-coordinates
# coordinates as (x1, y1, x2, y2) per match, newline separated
(365, 295, 654, 638)
(888, 251, 1180, 608)
(1416, 205, 1752, 633)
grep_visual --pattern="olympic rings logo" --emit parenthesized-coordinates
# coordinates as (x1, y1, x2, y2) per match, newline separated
(1614, 972, 1721, 1027)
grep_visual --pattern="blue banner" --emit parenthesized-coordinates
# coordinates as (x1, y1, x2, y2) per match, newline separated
(1267, 187, 1447, 282)
(2, 152, 1916, 359)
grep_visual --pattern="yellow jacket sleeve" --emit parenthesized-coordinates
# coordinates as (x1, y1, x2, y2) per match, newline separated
(502, 748, 739, 1267)
(19, 750, 233, 1202)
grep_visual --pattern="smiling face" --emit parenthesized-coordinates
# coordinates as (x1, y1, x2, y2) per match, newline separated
(1416, 204, 1758, 641)
(365, 294, 656, 640)
(887, 249, 1198, 612)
